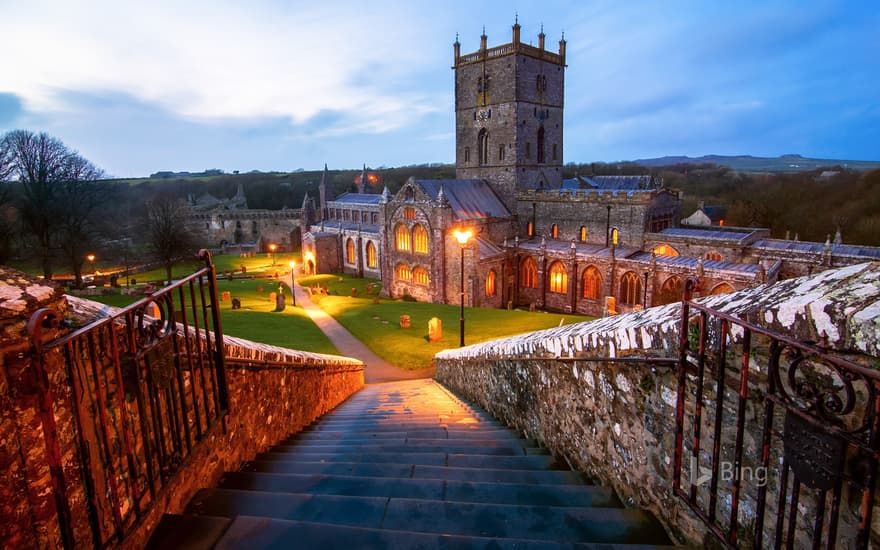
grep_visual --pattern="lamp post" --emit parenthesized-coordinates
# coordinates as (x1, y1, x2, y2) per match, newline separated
(269, 243, 277, 265)
(452, 228, 473, 347)
(288, 261, 297, 307)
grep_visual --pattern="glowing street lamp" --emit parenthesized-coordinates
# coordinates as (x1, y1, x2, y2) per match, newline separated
(288, 261, 297, 307)
(452, 228, 473, 347)
(269, 243, 277, 265)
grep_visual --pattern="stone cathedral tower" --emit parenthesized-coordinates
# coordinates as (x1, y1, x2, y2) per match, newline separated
(453, 21, 567, 208)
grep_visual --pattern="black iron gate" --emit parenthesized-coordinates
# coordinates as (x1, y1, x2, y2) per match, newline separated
(673, 278, 879, 548)
(27, 250, 228, 548)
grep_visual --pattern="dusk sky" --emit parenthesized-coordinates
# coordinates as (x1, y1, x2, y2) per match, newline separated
(1, 0, 878, 178)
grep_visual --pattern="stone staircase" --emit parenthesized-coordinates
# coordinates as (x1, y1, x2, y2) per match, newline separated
(147, 379, 675, 548)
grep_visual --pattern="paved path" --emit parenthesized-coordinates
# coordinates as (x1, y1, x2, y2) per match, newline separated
(292, 284, 434, 384)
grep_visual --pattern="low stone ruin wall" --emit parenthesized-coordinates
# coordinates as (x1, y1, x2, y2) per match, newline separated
(436, 262, 880, 546)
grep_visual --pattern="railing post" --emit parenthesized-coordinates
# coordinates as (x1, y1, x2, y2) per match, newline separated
(672, 278, 697, 496)
(199, 249, 229, 412)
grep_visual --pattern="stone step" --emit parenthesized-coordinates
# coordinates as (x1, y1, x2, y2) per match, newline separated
(213, 516, 679, 549)
(242, 460, 588, 485)
(268, 443, 547, 456)
(310, 418, 503, 430)
(144, 513, 231, 550)
(186, 489, 671, 544)
(288, 427, 528, 441)
(218, 472, 621, 507)
(256, 451, 563, 470)
(277, 437, 539, 449)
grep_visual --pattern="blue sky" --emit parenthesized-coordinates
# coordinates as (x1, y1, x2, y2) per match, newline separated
(1, 0, 878, 177)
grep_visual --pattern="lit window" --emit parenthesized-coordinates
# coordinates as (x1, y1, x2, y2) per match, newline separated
(412, 224, 429, 254)
(551, 224, 558, 239)
(485, 269, 496, 296)
(581, 266, 602, 300)
(711, 283, 734, 295)
(521, 257, 538, 289)
(653, 244, 679, 257)
(527, 221, 534, 237)
(620, 271, 642, 306)
(413, 266, 429, 285)
(548, 261, 567, 294)
(366, 241, 377, 268)
(395, 224, 411, 251)
(611, 227, 619, 246)
(579, 226, 587, 242)
(404, 207, 416, 220)
(705, 251, 723, 262)
(346, 238, 356, 264)
(396, 263, 412, 281)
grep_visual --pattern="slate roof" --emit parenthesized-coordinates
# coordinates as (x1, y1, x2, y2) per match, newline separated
(628, 252, 760, 274)
(307, 221, 381, 236)
(657, 227, 757, 243)
(332, 193, 382, 205)
(476, 237, 505, 259)
(562, 175, 660, 190)
(413, 179, 511, 220)
(752, 239, 880, 260)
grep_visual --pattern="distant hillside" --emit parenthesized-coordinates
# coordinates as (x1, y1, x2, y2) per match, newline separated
(631, 154, 880, 173)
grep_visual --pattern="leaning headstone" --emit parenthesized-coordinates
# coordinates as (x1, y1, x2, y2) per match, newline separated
(231, 298, 241, 310)
(529, 302, 535, 312)
(221, 291, 231, 301)
(507, 300, 513, 311)
(351, 288, 358, 297)
(399, 315, 411, 329)
(428, 317, 442, 342)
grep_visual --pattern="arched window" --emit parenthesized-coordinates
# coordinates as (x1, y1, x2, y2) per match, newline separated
(498, 144, 505, 161)
(551, 224, 559, 239)
(527, 221, 534, 237)
(705, 251, 723, 262)
(404, 207, 416, 219)
(579, 226, 587, 242)
(581, 266, 602, 300)
(395, 224, 410, 251)
(620, 271, 642, 306)
(413, 266, 429, 285)
(653, 244, 679, 257)
(521, 257, 538, 289)
(537, 127, 545, 163)
(464, 147, 470, 163)
(412, 224, 429, 254)
(548, 261, 567, 294)
(711, 282, 734, 295)
(478, 128, 489, 165)
(346, 238, 356, 264)
(611, 227, 620, 246)
(396, 263, 412, 281)
(485, 269, 497, 296)
(366, 241, 377, 268)
(657, 276, 683, 306)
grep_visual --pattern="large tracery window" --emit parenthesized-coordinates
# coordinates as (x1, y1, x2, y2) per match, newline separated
(485, 269, 497, 296)
(521, 257, 538, 289)
(366, 241, 377, 268)
(620, 271, 642, 306)
(581, 266, 602, 300)
(653, 244, 679, 257)
(395, 224, 411, 251)
(413, 266, 429, 286)
(396, 263, 412, 282)
(346, 238, 356, 265)
(548, 261, 567, 294)
(412, 224, 429, 254)
(657, 276, 683, 306)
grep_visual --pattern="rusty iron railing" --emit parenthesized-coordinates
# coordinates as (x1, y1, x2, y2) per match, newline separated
(27, 250, 228, 549)
(673, 278, 879, 549)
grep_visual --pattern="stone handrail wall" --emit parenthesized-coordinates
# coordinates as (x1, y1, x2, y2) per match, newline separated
(435, 262, 880, 546)
(1, 286, 364, 549)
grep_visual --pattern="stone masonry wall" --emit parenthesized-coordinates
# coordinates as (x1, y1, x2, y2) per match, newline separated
(0, 279, 364, 549)
(436, 262, 880, 546)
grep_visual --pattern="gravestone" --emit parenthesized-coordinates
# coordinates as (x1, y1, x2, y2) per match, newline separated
(221, 291, 231, 301)
(231, 298, 241, 310)
(269, 292, 276, 303)
(351, 288, 358, 297)
(428, 317, 442, 342)
(399, 315, 411, 329)
(274, 293, 286, 312)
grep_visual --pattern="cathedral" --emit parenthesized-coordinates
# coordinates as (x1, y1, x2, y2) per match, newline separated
(301, 22, 880, 317)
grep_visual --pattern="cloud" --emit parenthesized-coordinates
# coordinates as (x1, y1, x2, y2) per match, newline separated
(0, 0, 443, 136)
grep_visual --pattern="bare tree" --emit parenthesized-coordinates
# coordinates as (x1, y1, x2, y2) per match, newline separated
(146, 194, 195, 285)
(56, 153, 105, 288)
(2, 130, 73, 278)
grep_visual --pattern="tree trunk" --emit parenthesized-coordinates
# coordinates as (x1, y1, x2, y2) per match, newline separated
(165, 262, 173, 286)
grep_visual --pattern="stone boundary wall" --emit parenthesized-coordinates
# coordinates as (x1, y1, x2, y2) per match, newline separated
(435, 262, 880, 546)
(1, 287, 364, 549)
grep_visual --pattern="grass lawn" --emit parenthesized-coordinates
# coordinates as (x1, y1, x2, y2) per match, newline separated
(84, 276, 339, 356)
(299, 274, 593, 371)
(134, 252, 301, 283)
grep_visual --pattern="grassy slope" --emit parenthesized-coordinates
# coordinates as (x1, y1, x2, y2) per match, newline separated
(300, 274, 593, 371)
